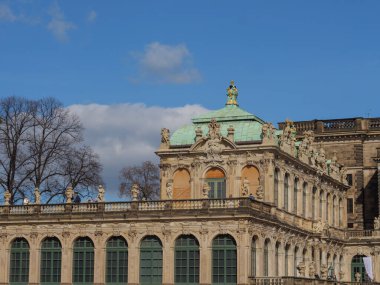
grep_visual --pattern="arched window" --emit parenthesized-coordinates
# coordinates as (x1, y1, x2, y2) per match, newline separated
(319, 190, 324, 219)
(140, 236, 162, 285)
(10, 238, 29, 284)
(339, 198, 343, 227)
(293, 178, 298, 214)
(274, 169, 279, 206)
(302, 182, 307, 217)
(106, 236, 128, 284)
(175, 235, 199, 284)
(251, 237, 258, 277)
(332, 196, 337, 226)
(205, 168, 226, 198)
(294, 246, 299, 276)
(41, 237, 61, 284)
(264, 239, 270, 277)
(312, 187, 317, 220)
(275, 242, 280, 276)
(173, 169, 191, 199)
(73, 237, 94, 284)
(326, 193, 330, 224)
(212, 235, 237, 284)
(285, 244, 290, 276)
(284, 173, 289, 211)
(241, 165, 260, 197)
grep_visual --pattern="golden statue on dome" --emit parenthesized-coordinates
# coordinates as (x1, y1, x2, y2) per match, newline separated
(226, 80, 239, 106)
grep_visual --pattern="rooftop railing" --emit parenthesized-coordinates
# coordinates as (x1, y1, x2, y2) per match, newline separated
(278, 117, 380, 134)
(249, 277, 380, 285)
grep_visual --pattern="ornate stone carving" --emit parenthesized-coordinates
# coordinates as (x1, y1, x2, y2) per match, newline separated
(280, 119, 297, 156)
(313, 219, 325, 233)
(374, 216, 380, 230)
(261, 123, 276, 145)
(202, 183, 210, 199)
(308, 261, 316, 277)
(160, 128, 170, 148)
(195, 127, 203, 141)
(297, 261, 306, 277)
(241, 177, 249, 197)
(166, 181, 173, 199)
(320, 264, 328, 279)
(208, 118, 221, 140)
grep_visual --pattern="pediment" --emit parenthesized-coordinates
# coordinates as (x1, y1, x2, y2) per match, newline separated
(190, 136, 237, 152)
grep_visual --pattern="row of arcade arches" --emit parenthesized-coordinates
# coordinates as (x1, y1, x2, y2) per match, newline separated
(172, 166, 260, 199)
(8, 234, 237, 284)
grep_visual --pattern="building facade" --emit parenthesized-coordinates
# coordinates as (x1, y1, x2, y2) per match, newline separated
(0, 82, 379, 285)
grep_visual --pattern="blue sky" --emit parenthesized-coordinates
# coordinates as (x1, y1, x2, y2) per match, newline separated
(1, 0, 380, 198)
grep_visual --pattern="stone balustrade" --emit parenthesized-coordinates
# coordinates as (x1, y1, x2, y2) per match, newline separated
(278, 117, 380, 134)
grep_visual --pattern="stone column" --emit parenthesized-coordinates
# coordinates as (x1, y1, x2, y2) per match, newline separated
(264, 155, 274, 203)
(94, 237, 105, 285)
(286, 245, 294, 277)
(28, 238, 40, 285)
(162, 235, 174, 285)
(61, 238, 73, 285)
(278, 176, 284, 209)
(256, 239, 264, 277)
(288, 174, 294, 213)
(0, 239, 9, 284)
(127, 238, 140, 285)
(237, 232, 250, 284)
(199, 232, 211, 285)
(277, 245, 285, 277)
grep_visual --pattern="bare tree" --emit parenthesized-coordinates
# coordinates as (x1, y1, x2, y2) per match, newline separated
(119, 161, 160, 200)
(0, 96, 103, 204)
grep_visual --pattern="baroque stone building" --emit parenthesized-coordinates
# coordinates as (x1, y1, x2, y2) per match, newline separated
(0, 82, 379, 285)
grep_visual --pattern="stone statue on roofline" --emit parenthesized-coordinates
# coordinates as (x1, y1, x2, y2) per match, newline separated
(226, 80, 238, 106)
(65, 185, 74, 203)
(241, 177, 249, 197)
(166, 181, 173, 199)
(160, 128, 170, 149)
(34, 187, 41, 204)
(97, 185, 105, 202)
(202, 183, 210, 199)
(131, 184, 140, 201)
(280, 119, 297, 156)
(4, 190, 11, 205)
(261, 122, 276, 145)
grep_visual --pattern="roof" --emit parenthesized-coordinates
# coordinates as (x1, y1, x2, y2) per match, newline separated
(170, 104, 269, 146)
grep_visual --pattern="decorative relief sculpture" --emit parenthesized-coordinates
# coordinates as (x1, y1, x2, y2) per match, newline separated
(166, 181, 173, 199)
(131, 184, 140, 201)
(279, 119, 297, 156)
(34, 187, 41, 204)
(241, 177, 249, 197)
(65, 185, 74, 203)
(256, 176, 264, 201)
(297, 262, 306, 277)
(316, 146, 327, 174)
(308, 262, 316, 278)
(202, 183, 210, 199)
(261, 122, 276, 145)
(320, 264, 328, 279)
(97, 185, 105, 202)
(313, 219, 324, 233)
(160, 128, 170, 148)
(374, 216, 380, 230)
(205, 118, 223, 163)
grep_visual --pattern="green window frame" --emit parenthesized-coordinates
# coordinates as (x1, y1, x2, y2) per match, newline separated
(212, 235, 237, 285)
(73, 237, 94, 284)
(140, 236, 162, 285)
(207, 178, 226, 199)
(106, 236, 128, 284)
(10, 238, 29, 285)
(351, 255, 367, 282)
(175, 235, 200, 284)
(40, 237, 62, 284)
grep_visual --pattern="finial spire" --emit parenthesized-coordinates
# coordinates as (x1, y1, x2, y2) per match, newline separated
(226, 80, 239, 106)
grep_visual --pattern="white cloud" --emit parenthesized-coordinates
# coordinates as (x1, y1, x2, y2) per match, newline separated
(131, 42, 201, 84)
(0, 3, 17, 22)
(87, 10, 97, 23)
(47, 2, 76, 42)
(67, 103, 209, 195)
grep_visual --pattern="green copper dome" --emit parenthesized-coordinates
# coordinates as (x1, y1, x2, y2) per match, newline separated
(170, 104, 267, 146)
